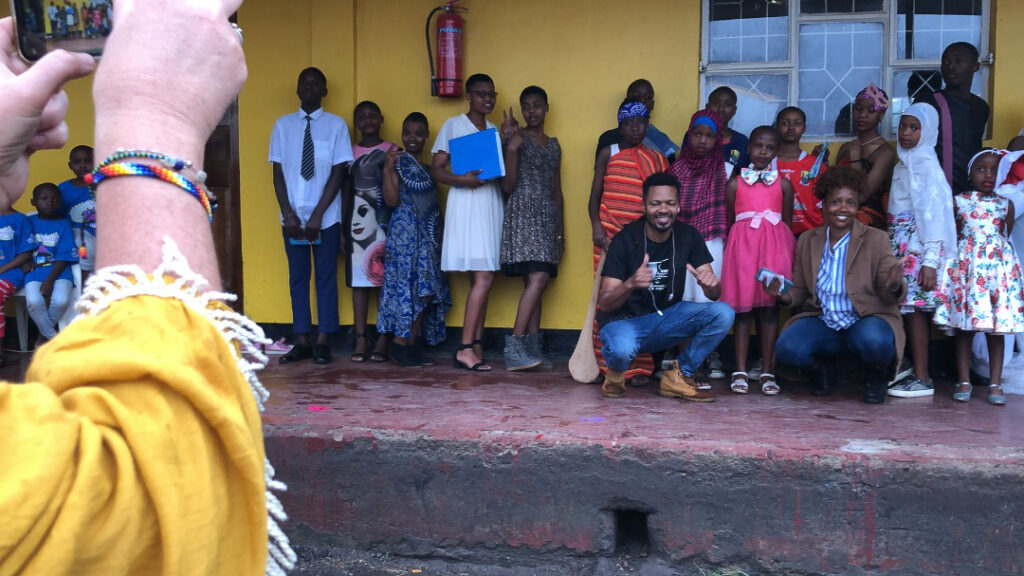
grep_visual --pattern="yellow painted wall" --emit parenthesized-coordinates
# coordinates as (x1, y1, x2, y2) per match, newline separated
(9, 0, 1024, 330)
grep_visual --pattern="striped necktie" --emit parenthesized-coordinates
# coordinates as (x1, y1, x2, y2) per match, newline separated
(300, 115, 314, 181)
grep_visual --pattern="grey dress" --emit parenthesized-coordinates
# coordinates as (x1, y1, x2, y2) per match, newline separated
(500, 135, 561, 277)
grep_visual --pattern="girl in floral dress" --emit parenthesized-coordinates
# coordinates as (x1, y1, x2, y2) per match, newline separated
(935, 149, 1024, 405)
(886, 103, 957, 398)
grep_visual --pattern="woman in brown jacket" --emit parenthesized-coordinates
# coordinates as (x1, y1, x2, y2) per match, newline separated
(764, 167, 906, 403)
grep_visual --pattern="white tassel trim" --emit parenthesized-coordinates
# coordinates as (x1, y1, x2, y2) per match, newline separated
(76, 237, 297, 574)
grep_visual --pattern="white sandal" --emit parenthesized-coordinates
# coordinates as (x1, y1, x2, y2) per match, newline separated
(760, 373, 780, 395)
(730, 372, 749, 394)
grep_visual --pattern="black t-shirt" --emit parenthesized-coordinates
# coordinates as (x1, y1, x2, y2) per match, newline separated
(915, 90, 990, 194)
(597, 219, 713, 327)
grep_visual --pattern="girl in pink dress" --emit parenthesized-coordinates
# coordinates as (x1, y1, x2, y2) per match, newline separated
(721, 126, 795, 394)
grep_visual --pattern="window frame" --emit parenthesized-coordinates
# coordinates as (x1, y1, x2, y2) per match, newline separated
(699, 0, 992, 139)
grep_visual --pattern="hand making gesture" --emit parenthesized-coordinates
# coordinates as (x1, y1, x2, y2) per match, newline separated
(500, 106, 520, 139)
(629, 254, 653, 290)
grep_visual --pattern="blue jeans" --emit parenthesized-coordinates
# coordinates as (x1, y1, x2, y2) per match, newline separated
(283, 223, 341, 335)
(600, 300, 735, 376)
(776, 315, 895, 368)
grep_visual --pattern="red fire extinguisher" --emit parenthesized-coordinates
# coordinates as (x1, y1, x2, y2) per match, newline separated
(426, 0, 466, 97)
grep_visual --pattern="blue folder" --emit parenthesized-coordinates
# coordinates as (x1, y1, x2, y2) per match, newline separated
(449, 127, 506, 181)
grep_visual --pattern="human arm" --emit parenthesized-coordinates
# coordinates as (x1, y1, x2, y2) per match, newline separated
(553, 153, 565, 257)
(272, 162, 304, 239)
(725, 176, 738, 227)
(588, 147, 612, 249)
(780, 178, 794, 226)
(304, 162, 347, 241)
(381, 145, 400, 208)
(598, 254, 652, 313)
(1006, 201, 1016, 238)
(873, 244, 908, 304)
(0, 250, 31, 276)
(765, 233, 810, 307)
(430, 150, 484, 188)
(500, 131, 522, 195)
(688, 262, 721, 301)
(862, 145, 896, 205)
(40, 260, 69, 298)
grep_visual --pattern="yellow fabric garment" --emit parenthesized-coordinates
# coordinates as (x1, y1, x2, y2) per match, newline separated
(0, 295, 268, 575)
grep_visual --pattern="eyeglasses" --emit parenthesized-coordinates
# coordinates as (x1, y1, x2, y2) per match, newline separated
(469, 90, 498, 99)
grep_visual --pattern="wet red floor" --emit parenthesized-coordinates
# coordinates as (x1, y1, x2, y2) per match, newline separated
(259, 354, 1024, 466)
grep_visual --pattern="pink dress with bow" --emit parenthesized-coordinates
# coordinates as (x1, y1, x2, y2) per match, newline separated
(720, 174, 796, 311)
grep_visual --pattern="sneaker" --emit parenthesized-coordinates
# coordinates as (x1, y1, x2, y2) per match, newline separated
(889, 357, 914, 386)
(706, 351, 726, 379)
(887, 377, 934, 398)
(747, 358, 763, 380)
(263, 338, 293, 355)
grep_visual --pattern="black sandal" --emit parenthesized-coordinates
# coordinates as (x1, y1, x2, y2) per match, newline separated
(350, 333, 368, 362)
(453, 342, 491, 372)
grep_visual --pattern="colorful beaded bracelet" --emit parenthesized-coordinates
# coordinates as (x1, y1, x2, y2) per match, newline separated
(98, 148, 209, 186)
(85, 162, 214, 222)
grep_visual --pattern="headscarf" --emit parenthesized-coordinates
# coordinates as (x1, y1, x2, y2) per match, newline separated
(617, 100, 649, 123)
(669, 109, 727, 240)
(891, 103, 956, 255)
(857, 83, 889, 112)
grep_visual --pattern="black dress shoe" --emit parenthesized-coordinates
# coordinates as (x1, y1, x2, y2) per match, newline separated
(279, 344, 312, 364)
(313, 343, 333, 364)
(807, 360, 834, 396)
(863, 363, 890, 404)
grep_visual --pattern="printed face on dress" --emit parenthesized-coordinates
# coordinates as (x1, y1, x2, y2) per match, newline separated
(747, 129, 778, 170)
(626, 82, 654, 115)
(852, 98, 882, 133)
(351, 193, 378, 244)
(689, 122, 717, 157)
(68, 147, 93, 178)
(940, 45, 980, 90)
(644, 185, 680, 233)
(824, 186, 859, 235)
(32, 185, 62, 218)
(970, 153, 1000, 194)
(466, 80, 496, 116)
(354, 104, 383, 139)
(777, 109, 806, 145)
(619, 116, 649, 148)
(296, 71, 327, 108)
(520, 93, 548, 129)
(706, 90, 737, 125)
(897, 115, 922, 150)
(401, 121, 429, 155)
(1008, 135, 1024, 153)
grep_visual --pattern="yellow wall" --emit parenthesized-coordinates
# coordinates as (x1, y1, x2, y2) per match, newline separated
(10, 0, 1024, 329)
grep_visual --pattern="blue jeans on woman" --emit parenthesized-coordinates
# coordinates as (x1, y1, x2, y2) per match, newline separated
(599, 300, 735, 377)
(775, 315, 895, 368)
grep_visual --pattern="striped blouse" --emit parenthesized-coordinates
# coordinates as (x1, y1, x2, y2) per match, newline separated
(816, 229, 859, 330)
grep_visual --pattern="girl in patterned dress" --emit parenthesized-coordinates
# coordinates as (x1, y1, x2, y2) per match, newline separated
(885, 103, 957, 398)
(935, 149, 1024, 405)
(378, 113, 452, 367)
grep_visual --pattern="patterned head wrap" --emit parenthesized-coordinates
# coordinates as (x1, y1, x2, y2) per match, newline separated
(691, 115, 717, 134)
(617, 100, 650, 123)
(857, 83, 889, 112)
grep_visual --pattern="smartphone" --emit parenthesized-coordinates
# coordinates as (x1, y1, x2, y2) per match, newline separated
(756, 267, 793, 295)
(9, 0, 112, 61)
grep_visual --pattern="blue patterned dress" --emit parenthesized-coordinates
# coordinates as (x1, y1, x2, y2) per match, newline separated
(377, 153, 451, 343)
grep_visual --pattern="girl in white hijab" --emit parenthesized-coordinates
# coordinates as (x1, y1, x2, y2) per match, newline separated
(886, 102, 957, 398)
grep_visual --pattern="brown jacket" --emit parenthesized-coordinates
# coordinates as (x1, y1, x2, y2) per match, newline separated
(783, 221, 907, 368)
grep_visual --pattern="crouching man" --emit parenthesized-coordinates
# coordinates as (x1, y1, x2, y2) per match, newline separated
(597, 172, 735, 401)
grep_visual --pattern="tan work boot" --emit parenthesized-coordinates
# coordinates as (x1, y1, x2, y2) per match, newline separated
(601, 369, 626, 398)
(660, 361, 715, 402)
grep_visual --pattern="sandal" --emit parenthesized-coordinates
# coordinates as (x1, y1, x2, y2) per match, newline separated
(988, 383, 1007, 406)
(760, 373, 780, 395)
(953, 381, 972, 402)
(730, 372, 749, 394)
(350, 333, 368, 362)
(453, 342, 492, 372)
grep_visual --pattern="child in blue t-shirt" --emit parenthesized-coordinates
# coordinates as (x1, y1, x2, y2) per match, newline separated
(27, 183, 79, 343)
(0, 207, 37, 364)
(58, 144, 96, 282)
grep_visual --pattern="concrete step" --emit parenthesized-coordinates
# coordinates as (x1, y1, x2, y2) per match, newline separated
(262, 355, 1024, 576)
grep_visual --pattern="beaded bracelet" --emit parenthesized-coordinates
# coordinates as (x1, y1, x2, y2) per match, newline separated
(98, 148, 209, 186)
(85, 162, 214, 222)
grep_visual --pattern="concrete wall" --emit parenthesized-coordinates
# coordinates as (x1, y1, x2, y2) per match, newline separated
(7, 1, 1024, 328)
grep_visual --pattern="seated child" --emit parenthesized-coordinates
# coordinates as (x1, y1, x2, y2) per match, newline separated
(57, 144, 96, 283)
(0, 207, 37, 364)
(26, 183, 79, 344)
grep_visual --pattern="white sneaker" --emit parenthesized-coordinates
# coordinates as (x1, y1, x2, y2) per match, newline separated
(706, 351, 726, 379)
(747, 358, 763, 380)
(887, 378, 934, 398)
(889, 357, 914, 385)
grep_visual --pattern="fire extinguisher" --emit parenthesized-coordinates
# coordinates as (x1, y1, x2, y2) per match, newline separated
(426, 0, 466, 97)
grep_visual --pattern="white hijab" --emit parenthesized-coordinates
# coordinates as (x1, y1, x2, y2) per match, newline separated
(892, 103, 957, 255)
